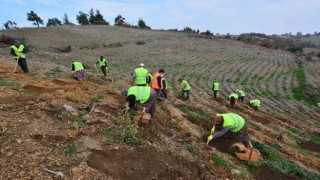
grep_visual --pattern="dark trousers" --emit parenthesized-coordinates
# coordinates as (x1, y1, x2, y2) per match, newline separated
(161, 89, 167, 99)
(213, 90, 218, 98)
(239, 96, 244, 102)
(100, 65, 107, 76)
(18, 58, 29, 73)
(155, 89, 164, 99)
(181, 90, 190, 100)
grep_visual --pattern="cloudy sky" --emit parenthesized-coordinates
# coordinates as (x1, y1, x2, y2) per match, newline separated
(0, 0, 319, 35)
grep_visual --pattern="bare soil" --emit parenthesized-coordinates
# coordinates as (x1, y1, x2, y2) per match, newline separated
(298, 141, 320, 153)
(253, 165, 301, 180)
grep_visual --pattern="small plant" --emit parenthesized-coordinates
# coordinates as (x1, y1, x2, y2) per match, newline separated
(105, 116, 144, 146)
(0, 76, 14, 86)
(90, 93, 105, 101)
(211, 155, 233, 170)
(66, 96, 80, 103)
(64, 144, 77, 156)
(181, 140, 198, 154)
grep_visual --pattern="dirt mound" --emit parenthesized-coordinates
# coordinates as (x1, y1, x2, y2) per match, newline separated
(298, 141, 320, 152)
(23, 85, 50, 93)
(87, 146, 202, 180)
(253, 165, 301, 180)
(204, 136, 239, 153)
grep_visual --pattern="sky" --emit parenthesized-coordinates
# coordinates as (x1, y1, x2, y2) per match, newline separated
(0, 0, 319, 35)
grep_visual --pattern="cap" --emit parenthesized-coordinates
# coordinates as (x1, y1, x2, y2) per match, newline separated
(139, 63, 145, 67)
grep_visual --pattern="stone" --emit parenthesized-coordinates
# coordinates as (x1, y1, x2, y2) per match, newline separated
(231, 169, 240, 176)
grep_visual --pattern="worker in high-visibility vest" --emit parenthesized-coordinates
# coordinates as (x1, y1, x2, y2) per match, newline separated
(10, 40, 29, 73)
(209, 113, 249, 147)
(212, 80, 220, 98)
(146, 73, 153, 87)
(249, 99, 260, 112)
(132, 63, 148, 86)
(152, 69, 165, 99)
(122, 86, 157, 116)
(71, 60, 86, 81)
(94, 56, 107, 77)
(178, 78, 191, 100)
(228, 93, 238, 107)
(236, 89, 245, 102)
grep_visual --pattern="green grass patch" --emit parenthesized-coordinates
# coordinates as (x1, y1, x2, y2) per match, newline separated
(66, 96, 80, 103)
(64, 144, 77, 156)
(211, 155, 234, 170)
(181, 140, 198, 154)
(180, 106, 210, 121)
(0, 76, 14, 86)
(246, 141, 320, 179)
(247, 120, 261, 131)
(288, 127, 303, 135)
(90, 93, 105, 102)
(104, 116, 145, 146)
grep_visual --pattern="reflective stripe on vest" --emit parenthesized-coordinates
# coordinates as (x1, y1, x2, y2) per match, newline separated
(152, 72, 162, 89)
(213, 82, 220, 90)
(127, 86, 151, 104)
(72, 62, 84, 72)
(98, 58, 107, 67)
(219, 113, 245, 132)
(135, 67, 148, 85)
(11, 45, 26, 58)
(250, 99, 260, 107)
(181, 80, 191, 91)
(162, 78, 167, 89)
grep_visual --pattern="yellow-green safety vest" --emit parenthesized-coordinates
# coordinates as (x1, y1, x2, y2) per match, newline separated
(250, 99, 260, 107)
(134, 67, 148, 85)
(228, 93, 238, 99)
(72, 62, 84, 72)
(162, 78, 168, 89)
(238, 90, 245, 97)
(213, 82, 220, 90)
(98, 58, 107, 67)
(11, 45, 26, 58)
(181, 80, 191, 91)
(217, 113, 245, 132)
(127, 86, 151, 104)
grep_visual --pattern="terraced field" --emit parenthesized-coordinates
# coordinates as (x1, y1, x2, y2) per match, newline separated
(0, 25, 320, 179)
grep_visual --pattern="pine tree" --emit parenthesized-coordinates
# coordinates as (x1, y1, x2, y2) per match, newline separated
(76, 11, 89, 25)
(27, 11, 44, 27)
(46, 18, 62, 27)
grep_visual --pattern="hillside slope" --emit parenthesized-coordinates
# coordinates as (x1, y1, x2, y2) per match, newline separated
(0, 26, 320, 179)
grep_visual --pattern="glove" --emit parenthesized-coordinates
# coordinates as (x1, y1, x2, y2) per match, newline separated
(210, 127, 215, 134)
(71, 71, 75, 75)
(94, 64, 97, 67)
(105, 67, 108, 70)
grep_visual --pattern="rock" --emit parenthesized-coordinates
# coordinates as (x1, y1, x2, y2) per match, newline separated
(63, 105, 78, 116)
(317, 103, 320, 108)
(16, 139, 22, 144)
(27, 101, 35, 105)
(231, 169, 240, 176)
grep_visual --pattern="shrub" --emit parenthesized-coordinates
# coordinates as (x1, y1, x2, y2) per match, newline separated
(288, 46, 303, 53)
(259, 41, 273, 48)
(0, 35, 25, 45)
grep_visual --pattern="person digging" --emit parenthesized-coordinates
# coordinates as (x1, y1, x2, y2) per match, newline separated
(10, 40, 29, 73)
(207, 113, 250, 148)
(122, 86, 157, 116)
(249, 99, 260, 112)
(228, 93, 238, 107)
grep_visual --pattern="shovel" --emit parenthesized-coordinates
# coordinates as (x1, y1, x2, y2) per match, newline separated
(13, 55, 20, 73)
